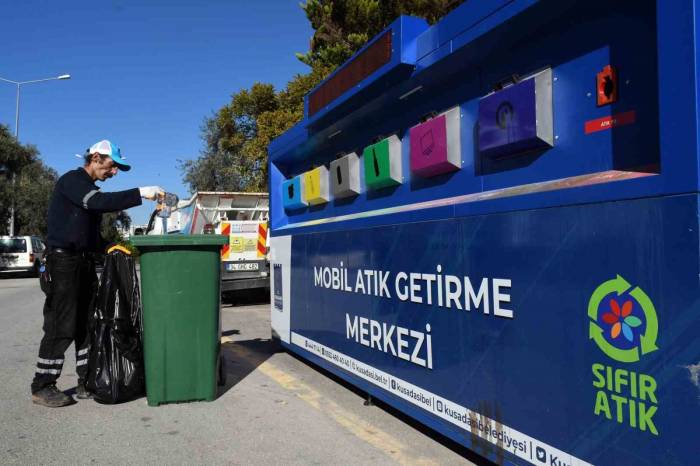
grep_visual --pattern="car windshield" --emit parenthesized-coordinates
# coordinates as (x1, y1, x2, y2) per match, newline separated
(0, 238, 27, 253)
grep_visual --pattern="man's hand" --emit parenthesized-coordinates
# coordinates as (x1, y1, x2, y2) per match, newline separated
(139, 186, 165, 201)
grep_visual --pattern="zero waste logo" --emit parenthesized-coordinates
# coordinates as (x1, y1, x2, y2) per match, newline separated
(588, 275, 659, 362)
(588, 275, 661, 435)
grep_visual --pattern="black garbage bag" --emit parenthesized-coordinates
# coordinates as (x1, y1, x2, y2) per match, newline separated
(86, 248, 145, 404)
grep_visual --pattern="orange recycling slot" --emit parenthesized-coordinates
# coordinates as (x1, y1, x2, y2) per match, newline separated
(597, 65, 618, 106)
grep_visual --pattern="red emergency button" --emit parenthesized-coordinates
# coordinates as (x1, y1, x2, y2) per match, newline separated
(597, 65, 618, 106)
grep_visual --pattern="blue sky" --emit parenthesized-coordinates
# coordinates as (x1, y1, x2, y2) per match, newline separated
(0, 0, 313, 224)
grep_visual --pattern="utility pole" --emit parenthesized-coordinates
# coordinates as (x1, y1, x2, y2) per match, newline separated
(0, 74, 71, 235)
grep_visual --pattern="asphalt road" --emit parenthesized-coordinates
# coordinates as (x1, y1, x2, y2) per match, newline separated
(0, 275, 487, 465)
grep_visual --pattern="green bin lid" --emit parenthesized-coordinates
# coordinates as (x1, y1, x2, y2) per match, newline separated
(131, 234, 229, 247)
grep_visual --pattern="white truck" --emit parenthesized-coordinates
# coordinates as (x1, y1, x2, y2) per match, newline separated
(147, 191, 270, 293)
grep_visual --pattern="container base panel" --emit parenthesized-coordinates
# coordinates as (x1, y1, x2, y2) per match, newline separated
(276, 194, 700, 466)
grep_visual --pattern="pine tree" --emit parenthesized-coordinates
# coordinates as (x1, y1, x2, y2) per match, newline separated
(297, 0, 464, 72)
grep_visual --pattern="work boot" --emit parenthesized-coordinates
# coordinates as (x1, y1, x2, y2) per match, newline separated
(31, 385, 75, 408)
(76, 381, 94, 400)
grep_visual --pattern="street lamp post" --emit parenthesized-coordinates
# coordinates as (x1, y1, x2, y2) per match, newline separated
(0, 74, 70, 236)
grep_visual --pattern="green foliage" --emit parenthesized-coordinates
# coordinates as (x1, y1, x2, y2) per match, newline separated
(180, 72, 322, 193)
(1, 124, 132, 240)
(0, 124, 57, 237)
(297, 0, 464, 71)
(120, 240, 140, 257)
(181, 0, 464, 194)
(14, 160, 58, 237)
(101, 210, 132, 244)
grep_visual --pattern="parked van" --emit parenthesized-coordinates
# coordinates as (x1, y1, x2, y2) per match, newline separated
(0, 236, 46, 276)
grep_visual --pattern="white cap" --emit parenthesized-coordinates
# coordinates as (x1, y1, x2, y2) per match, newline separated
(88, 139, 131, 171)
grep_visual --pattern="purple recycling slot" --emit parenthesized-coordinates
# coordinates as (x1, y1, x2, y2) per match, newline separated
(478, 69, 553, 158)
(409, 107, 461, 177)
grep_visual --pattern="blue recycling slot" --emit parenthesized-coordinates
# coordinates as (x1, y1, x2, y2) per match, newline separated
(281, 176, 306, 211)
(268, 1, 700, 465)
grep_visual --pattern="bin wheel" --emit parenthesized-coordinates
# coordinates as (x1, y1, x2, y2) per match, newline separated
(217, 353, 226, 386)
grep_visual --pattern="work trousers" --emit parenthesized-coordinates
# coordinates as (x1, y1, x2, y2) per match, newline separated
(31, 251, 97, 393)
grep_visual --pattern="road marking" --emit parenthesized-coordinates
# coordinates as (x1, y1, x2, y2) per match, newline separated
(257, 360, 438, 466)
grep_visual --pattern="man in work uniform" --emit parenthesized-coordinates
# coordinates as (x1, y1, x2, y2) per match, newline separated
(31, 139, 164, 407)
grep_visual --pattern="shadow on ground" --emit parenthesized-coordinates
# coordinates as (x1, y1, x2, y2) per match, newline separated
(0, 273, 34, 279)
(217, 337, 282, 399)
(222, 288, 270, 307)
(286, 351, 497, 466)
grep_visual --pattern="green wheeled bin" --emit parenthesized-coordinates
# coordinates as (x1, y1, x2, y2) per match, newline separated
(131, 234, 228, 406)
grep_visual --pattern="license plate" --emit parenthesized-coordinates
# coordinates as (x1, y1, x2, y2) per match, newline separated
(226, 262, 259, 271)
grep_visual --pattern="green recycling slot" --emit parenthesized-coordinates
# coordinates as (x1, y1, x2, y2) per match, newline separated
(363, 135, 402, 190)
(131, 234, 229, 406)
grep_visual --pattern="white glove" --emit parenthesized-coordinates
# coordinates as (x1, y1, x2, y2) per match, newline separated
(139, 186, 164, 201)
